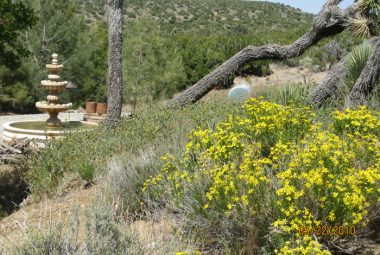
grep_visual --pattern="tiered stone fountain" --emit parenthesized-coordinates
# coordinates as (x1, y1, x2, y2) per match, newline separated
(36, 53, 73, 127)
(2, 53, 95, 142)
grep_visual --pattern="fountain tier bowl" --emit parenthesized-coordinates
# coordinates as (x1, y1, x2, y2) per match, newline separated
(36, 102, 72, 112)
(2, 120, 97, 142)
(46, 64, 63, 73)
(40, 80, 68, 92)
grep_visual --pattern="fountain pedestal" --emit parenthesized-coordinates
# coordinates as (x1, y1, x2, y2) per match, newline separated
(46, 112, 61, 127)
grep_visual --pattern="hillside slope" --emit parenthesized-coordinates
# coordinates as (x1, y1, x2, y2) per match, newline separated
(80, 0, 313, 34)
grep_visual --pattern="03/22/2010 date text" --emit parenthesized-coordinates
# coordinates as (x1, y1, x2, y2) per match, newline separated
(298, 225, 356, 236)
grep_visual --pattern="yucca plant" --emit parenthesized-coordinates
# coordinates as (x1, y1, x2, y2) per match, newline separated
(351, 0, 380, 37)
(251, 83, 312, 105)
(352, 15, 372, 37)
(269, 83, 312, 105)
(339, 40, 373, 100)
(357, 0, 380, 13)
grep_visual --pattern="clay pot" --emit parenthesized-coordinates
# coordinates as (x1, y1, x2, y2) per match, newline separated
(96, 103, 107, 115)
(85, 101, 96, 114)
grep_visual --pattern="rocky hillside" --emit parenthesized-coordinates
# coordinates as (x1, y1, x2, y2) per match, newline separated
(80, 0, 313, 34)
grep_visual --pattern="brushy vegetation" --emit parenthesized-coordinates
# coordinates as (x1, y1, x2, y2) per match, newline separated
(80, 0, 312, 35)
(7, 200, 143, 254)
(27, 99, 243, 198)
(3, 193, 200, 255)
(24, 90, 380, 254)
(141, 99, 380, 254)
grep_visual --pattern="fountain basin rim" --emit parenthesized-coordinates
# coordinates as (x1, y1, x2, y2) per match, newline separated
(2, 120, 97, 144)
(3, 120, 97, 135)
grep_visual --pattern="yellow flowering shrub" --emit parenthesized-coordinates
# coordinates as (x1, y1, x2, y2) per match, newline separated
(142, 99, 380, 253)
(332, 106, 380, 136)
(274, 236, 331, 255)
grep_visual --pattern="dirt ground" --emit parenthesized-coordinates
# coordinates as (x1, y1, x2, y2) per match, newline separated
(239, 63, 326, 87)
(0, 178, 99, 252)
(203, 63, 326, 100)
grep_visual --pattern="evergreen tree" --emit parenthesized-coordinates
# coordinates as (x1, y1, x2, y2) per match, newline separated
(0, 0, 36, 68)
(123, 19, 186, 110)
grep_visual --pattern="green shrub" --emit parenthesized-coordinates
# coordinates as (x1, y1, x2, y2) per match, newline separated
(77, 161, 95, 182)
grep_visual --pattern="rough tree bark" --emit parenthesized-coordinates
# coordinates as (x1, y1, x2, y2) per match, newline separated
(169, 0, 352, 107)
(105, 0, 123, 128)
(346, 36, 380, 107)
(309, 59, 346, 105)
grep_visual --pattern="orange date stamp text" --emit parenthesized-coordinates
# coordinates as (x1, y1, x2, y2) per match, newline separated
(298, 225, 356, 236)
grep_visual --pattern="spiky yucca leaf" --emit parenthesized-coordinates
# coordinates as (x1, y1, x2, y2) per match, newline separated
(340, 40, 373, 97)
(357, 0, 380, 12)
(351, 15, 372, 37)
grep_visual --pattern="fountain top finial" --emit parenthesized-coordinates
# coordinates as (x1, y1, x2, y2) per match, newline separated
(46, 52, 63, 71)
(52, 53, 58, 65)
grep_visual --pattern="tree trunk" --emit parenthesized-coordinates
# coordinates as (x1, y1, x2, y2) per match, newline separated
(105, 0, 123, 128)
(168, 0, 351, 107)
(346, 36, 380, 107)
(309, 58, 346, 105)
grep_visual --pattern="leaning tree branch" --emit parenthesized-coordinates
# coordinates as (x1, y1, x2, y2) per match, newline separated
(169, 0, 354, 107)
(346, 36, 380, 107)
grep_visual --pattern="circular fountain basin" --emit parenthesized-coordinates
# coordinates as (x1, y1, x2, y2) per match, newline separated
(2, 120, 97, 142)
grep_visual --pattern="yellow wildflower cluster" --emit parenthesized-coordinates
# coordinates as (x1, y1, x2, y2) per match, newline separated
(175, 251, 202, 255)
(332, 106, 380, 136)
(274, 236, 331, 255)
(142, 99, 380, 253)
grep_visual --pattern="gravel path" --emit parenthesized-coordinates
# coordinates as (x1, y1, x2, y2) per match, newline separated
(0, 112, 84, 134)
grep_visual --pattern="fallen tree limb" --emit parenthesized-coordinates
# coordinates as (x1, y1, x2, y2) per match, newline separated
(169, 0, 353, 107)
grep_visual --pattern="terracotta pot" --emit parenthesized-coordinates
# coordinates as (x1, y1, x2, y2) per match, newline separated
(96, 103, 107, 115)
(85, 101, 96, 114)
